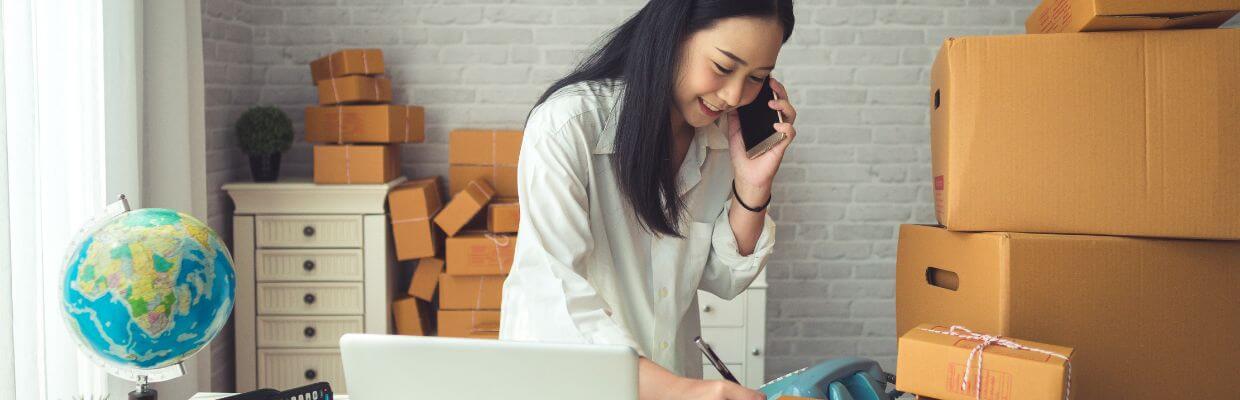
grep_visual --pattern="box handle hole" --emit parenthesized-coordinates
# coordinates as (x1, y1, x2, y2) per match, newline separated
(933, 89, 941, 110)
(925, 266, 958, 291)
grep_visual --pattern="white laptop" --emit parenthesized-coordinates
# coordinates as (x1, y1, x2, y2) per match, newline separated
(340, 333, 638, 400)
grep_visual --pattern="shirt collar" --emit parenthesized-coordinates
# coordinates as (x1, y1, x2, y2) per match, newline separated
(592, 110, 731, 155)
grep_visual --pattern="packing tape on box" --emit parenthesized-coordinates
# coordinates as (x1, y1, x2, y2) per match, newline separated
(921, 325, 1072, 400)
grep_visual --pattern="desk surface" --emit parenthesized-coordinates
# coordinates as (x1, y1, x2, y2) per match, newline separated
(192, 393, 350, 400)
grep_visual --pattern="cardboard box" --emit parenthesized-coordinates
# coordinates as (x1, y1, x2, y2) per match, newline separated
(407, 258, 443, 302)
(305, 105, 425, 144)
(309, 48, 385, 82)
(434, 179, 495, 237)
(437, 310, 500, 339)
(389, 178, 442, 260)
(1027, 0, 1240, 34)
(448, 129, 522, 165)
(896, 324, 1073, 400)
(487, 199, 519, 233)
(445, 233, 515, 276)
(895, 225, 1240, 399)
(449, 164, 518, 198)
(439, 275, 505, 310)
(316, 75, 392, 106)
(312, 144, 400, 184)
(392, 296, 431, 336)
(931, 29, 1240, 240)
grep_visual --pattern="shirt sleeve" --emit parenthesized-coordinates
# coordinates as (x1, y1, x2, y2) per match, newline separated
(498, 104, 647, 357)
(697, 198, 777, 300)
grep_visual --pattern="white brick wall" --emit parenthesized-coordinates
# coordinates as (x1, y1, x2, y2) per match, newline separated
(201, 0, 1240, 389)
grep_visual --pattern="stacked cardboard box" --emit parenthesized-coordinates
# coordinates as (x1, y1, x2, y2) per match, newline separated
(388, 179, 444, 336)
(896, 3, 1240, 399)
(306, 49, 426, 184)
(433, 130, 523, 340)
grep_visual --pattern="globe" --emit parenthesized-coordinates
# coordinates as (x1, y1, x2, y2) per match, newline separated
(60, 207, 235, 375)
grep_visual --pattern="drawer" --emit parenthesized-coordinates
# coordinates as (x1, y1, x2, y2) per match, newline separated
(258, 349, 347, 393)
(257, 316, 363, 348)
(257, 282, 364, 315)
(701, 363, 744, 382)
(257, 249, 364, 282)
(700, 327, 746, 364)
(256, 215, 362, 248)
(698, 290, 745, 328)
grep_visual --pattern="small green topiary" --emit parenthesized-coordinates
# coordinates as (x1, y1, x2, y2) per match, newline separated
(235, 106, 293, 156)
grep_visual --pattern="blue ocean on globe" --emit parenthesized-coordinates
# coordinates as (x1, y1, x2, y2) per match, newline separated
(60, 208, 235, 371)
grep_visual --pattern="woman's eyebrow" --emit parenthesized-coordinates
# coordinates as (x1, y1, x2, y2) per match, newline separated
(715, 47, 775, 71)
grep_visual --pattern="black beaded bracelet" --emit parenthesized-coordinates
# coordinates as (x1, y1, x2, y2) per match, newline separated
(732, 180, 772, 212)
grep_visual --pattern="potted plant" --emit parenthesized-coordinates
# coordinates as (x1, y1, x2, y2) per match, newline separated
(235, 105, 293, 182)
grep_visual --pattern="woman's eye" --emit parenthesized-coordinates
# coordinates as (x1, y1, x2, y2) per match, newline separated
(749, 76, 765, 83)
(712, 62, 732, 74)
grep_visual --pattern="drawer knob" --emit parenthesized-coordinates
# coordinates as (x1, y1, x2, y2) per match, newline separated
(303, 226, 316, 237)
(703, 305, 713, 313)
(303, 260, 316, 271)
(752, 348, 762, 356)
(304, 369, 317, 380)
(303, 293, 316, 305)
(304, 326, 317, 338)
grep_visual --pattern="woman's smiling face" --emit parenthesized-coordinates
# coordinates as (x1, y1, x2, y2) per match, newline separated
(674, 16, 785, 129)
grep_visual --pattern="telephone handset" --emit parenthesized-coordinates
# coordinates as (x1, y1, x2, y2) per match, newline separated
(758, 357, 902, 400)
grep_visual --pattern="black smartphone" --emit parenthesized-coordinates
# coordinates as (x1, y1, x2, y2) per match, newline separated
(736, 76, 786, 159)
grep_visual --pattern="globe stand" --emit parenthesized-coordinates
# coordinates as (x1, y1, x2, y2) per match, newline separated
(129, 375, 157, 400)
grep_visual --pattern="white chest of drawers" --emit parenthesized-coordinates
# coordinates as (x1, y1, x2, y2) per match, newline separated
(225, 178, 404, 393)
(698, 271, 767, 388)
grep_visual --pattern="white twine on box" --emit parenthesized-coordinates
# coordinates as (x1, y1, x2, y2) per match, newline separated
(326, 52, 345, 142)
(468, 233, 511, 336)
(343, 145, 352, 184)
(404, 106, 412, 143)
(390, 216, 428, 225)
(920, 325, 1072, 400)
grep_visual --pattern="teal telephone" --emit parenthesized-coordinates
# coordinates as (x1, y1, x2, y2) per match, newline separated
(758, 357, 902, 400)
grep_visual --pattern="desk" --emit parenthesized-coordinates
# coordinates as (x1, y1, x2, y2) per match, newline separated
(191, 394, 349, 400)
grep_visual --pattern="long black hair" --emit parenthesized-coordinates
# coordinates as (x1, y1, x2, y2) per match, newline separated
(531, 0, 795, 238)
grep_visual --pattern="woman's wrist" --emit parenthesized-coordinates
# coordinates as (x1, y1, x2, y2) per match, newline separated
(733, 180, 771, 211)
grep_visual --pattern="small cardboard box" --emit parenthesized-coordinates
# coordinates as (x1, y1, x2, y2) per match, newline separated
(305, 105, 425, 144)
(309, 48, 385, 82)
(312, 144, 400, 184)
(896, 324, 1073, 400)
(445, 233, 515, 276)
(449, 164, 518, 198)
(392, 296, 431, 336)
(896, 224, 1240, 399)
(448, 129, 523, 165)
(437, 310, 500, 339)
(931, 29, 1240, 240)
(389, 178, 442, 260)
(407, 258, 443, 302)
(439, 275, 505, 310)
(487, 199, 519, 233)
(1027, 0, 1240, 34)
(316, 75, 393, 106)
(434, 179, 495, 237)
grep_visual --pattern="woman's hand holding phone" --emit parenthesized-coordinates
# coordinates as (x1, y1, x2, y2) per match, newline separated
(726, 77, 797, 207)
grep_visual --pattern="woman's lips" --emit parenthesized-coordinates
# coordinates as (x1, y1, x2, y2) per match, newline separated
(699, 97, 722, 119)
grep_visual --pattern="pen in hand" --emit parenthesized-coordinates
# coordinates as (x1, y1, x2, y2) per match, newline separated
(694, 336, 740, 384)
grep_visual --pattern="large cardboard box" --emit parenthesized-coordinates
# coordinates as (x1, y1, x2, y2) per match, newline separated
(316, 75, 393, 106)
(312, 144, 400, 184)
(437, 310, 500, 339)
(392, 296, 431, 336)
(1027, 0, 1240, 34)
(448, 129, 523, 165)
(389, 178, 442, 260)
(896, 324, 1073, 400)
(407, 258, 443, 302)
(309, 48, 385, 82)
(445, 234, 515, 276)
(434, 179, 495, 237)
(305, 105, 425, 144)
(449, 165, 518, 198)
(931, 29, 1240, 240)
(487, 199, 519, 233)
(895, 225, 1240, 399)
(439, 275, 505, 310)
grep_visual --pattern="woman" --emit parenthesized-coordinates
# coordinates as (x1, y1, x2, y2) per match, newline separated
(500, 1, 797, 399)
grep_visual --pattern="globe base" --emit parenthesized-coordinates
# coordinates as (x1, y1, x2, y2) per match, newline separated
(129, 387, 157, 400)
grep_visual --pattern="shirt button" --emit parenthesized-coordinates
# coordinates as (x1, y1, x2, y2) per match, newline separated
(658, 287, 668, 298)
(660, 341, 669, 350)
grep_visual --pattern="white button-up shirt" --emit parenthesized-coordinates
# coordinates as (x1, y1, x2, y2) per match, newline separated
(499, 79, 777, 377)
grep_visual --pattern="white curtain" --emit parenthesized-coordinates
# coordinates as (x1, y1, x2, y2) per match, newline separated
(1, 0, 131, 398)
